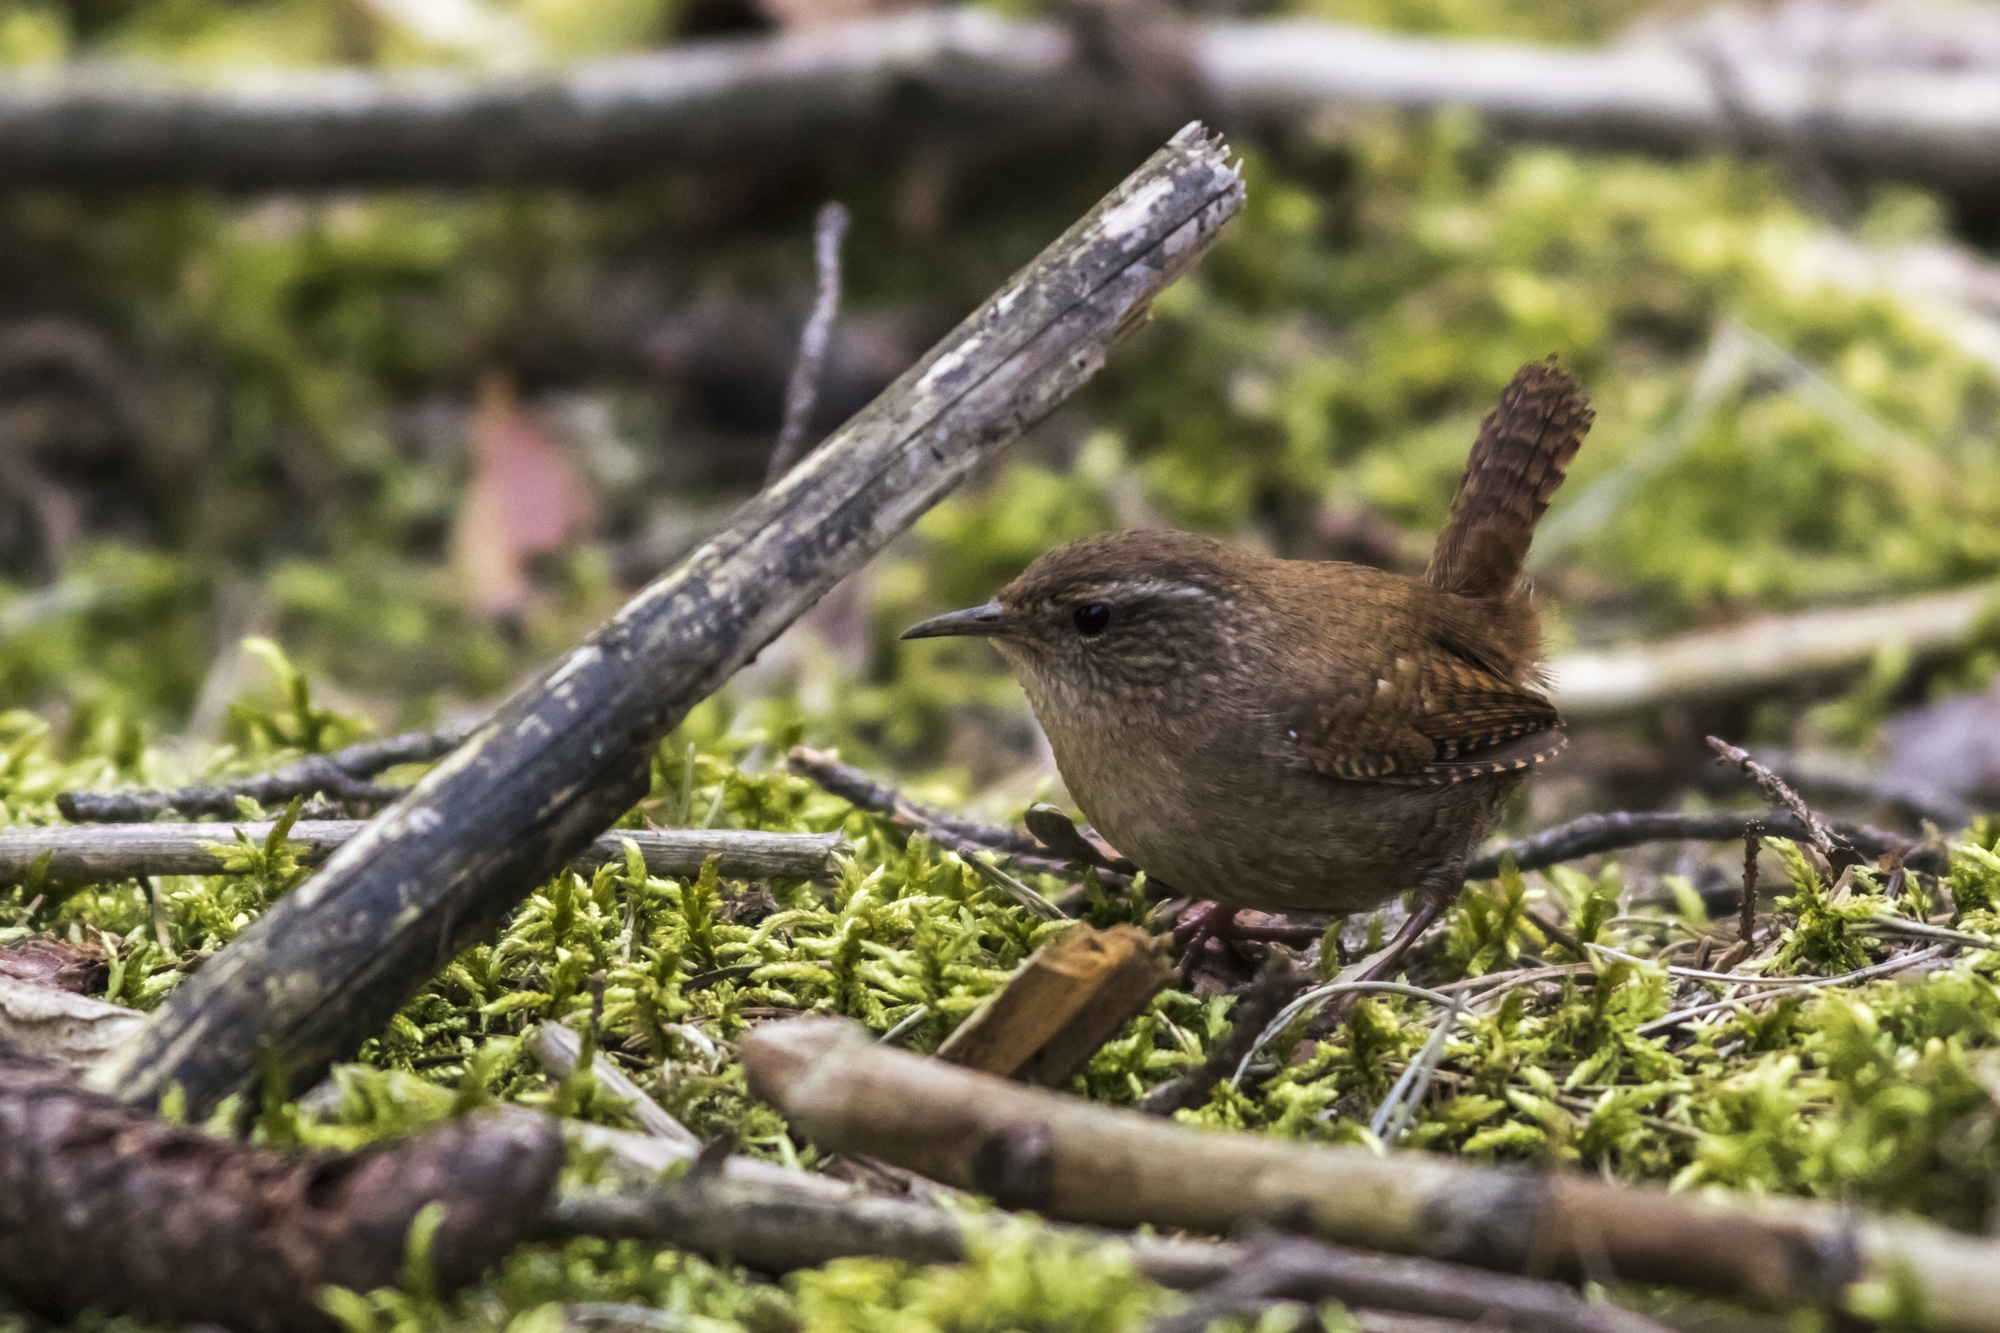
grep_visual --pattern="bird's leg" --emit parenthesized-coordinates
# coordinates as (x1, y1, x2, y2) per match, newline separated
(1331, 878, 1460, 986)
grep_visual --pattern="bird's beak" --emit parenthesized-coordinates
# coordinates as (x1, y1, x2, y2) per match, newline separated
(901, 602, 1007, 640)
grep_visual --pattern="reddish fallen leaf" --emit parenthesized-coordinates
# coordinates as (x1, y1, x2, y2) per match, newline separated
(0, 936, 107, 995)
(451, 373, 597, 616)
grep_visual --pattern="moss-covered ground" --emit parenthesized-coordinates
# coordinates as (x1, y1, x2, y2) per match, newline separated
(8, 0, 2000, 1328)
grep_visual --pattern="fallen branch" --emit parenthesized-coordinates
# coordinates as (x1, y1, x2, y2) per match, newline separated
(84, 125, 1245, 1118)
(547, 1146, 1662, 1333)
(0, 821, 843, 886)
(14, 13, 2000, 194)
(1550, 584, 2000, 718)
(1466, 808, 1940, 881)
(57, 724, 474, 823)
(743, 1016, 2000, 1329)
(0, 1050, 562, 1333)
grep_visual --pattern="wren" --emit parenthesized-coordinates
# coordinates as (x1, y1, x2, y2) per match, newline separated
(903, 358, 1592, 977)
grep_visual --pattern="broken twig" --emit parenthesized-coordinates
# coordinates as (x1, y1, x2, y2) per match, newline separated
(937, 924, 1174, 1085)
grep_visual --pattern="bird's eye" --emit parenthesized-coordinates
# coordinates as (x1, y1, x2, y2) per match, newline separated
(1072, 602, 1112, 637)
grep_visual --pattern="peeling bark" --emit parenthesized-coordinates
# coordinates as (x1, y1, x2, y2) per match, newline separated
(0, 1051, 562, 1332)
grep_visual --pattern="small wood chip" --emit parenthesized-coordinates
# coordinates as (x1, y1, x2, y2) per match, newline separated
(937, 924, 1173, 1086)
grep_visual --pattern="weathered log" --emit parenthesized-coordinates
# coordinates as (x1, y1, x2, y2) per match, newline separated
(10, 12, 2000, 193)
(84, 124, 1244, 1117)
(0, 821, 842, 885)
(742, 1016, 2000, 1330)
(0, 1050, 562, 1333)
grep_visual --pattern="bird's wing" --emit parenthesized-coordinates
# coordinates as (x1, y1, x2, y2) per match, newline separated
(1283, 647, 1564, 786)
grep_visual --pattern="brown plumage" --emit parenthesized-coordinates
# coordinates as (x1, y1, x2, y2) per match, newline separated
(903, 360, 1592, 965)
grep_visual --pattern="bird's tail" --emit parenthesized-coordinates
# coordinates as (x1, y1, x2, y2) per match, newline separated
(1425, 357, 1592, 600)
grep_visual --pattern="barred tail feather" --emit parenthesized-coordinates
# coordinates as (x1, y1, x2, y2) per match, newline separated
(1426, 357, 1592, 600)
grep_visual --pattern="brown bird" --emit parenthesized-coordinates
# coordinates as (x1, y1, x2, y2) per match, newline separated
(903, 358, 1592, 978)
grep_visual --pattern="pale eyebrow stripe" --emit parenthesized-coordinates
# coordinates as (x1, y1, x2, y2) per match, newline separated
(1095, 578, 1211, 601)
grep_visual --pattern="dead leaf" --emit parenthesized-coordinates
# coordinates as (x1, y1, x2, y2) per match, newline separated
(0, 937, 107, 996)
(451, 373, 596, 616)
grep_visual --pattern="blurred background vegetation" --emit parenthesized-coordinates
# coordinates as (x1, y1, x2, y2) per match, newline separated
(12, 0, 2000, 828)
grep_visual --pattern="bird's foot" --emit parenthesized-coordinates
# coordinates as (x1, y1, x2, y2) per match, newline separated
(1171, 903, 1322, 963)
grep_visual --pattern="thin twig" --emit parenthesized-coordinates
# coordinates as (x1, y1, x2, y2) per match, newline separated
(1466, 808, 1934, 880)
(787, 747, 1058, 863)
(1230, 981, 1459, 1089)
(1707, 736, 1840, 856)
(1585, 942, 1797, 986)
(1710, 816, 1763, 972)
(527, 1021, 701, 1149)
(1149, 1233, 1674, 1333)
(962, 851, 1067, 922)
(766, 202, 852, 487)
(1634, 945, 1951, 1034)
(1368, 993, 1462, 1146)
(1867, 916, 1996, 950)
(57, 724, 476, 823)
